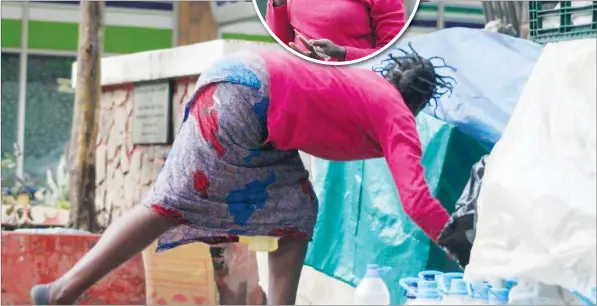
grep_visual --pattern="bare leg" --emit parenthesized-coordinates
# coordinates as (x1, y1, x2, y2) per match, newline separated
(267, 237, 308, 305)
(32, 205, 177, 305)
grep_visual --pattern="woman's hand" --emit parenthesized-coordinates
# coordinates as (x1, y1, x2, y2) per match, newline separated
(289, 33, 347, 61)
(289, 35, 321, 59)
(311, 39, 347, 61)
(272, 0, 287, 7)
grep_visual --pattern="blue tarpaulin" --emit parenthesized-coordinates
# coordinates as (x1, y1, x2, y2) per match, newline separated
(358, 27, 543, 146)
(304, 28, 543, 304)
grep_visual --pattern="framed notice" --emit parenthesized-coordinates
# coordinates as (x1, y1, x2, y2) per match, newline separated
(132, 81, 173, 145)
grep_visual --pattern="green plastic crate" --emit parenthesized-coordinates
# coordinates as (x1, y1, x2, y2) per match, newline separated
(529, 1, 597, 44)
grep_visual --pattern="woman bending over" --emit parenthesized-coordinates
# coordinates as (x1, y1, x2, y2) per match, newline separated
(32, 44, 456, 305)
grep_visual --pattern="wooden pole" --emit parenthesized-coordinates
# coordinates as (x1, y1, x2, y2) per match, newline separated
(67, 1, 105, 232)
(177, 1, 219, 46)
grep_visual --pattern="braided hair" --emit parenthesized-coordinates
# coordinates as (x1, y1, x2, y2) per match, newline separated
(373, 42, 457, 116)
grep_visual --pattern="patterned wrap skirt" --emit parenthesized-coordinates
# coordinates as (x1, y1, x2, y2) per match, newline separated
(142, 51, 319, 252)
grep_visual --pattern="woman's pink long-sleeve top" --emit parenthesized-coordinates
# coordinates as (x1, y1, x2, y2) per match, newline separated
(258, 50, 450, 241)
(266, 0, 405, 61)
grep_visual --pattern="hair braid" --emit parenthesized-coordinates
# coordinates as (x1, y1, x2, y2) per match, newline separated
(373, 42, 457, 116)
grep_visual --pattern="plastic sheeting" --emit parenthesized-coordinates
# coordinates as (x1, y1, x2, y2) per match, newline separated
(465, 38, 596, 299)
(356, 27, 543, 147)
(437, 155, 488, 268)
(305, 28, 543, 304)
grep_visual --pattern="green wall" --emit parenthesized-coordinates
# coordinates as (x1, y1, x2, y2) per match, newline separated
(1, 19, 172, 53)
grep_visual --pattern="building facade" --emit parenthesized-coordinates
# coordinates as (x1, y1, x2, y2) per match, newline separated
(1, 1, 176, 188)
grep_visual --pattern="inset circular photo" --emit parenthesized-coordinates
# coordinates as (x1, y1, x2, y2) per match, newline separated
(253, 0, 420, 65)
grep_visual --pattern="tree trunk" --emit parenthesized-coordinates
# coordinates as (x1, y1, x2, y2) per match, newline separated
(67, 1, 105, 232)
(177, 1, 219, 46)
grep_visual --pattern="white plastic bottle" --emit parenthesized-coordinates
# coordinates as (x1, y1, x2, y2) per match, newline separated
(400, 278, 419, 305)
(441, 278, 473, 305)
(410, 280, 441, 305)
(354, 264, 391, 305)
(470, 284, 490, 305)
(488, 288, 509, 305)
(435, 272, 465, 299)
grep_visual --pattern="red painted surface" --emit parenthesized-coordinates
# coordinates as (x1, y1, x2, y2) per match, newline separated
(1, 231, 145, 305)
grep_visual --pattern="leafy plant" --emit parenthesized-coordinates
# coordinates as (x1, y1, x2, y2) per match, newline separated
(1, 146, 34, 226)
(45, 153, 71, 210)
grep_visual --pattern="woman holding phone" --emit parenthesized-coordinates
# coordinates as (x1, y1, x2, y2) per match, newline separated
(266, 0, 406, 62)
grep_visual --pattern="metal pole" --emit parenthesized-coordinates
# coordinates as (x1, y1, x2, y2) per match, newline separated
(437, 1, 446, 29)
(16, 0, 30, 180)
(404, 0, 417, 19)
(482, 2, 494, 24)
(506, 1, 520, 35)
(172, 1, 179, 47)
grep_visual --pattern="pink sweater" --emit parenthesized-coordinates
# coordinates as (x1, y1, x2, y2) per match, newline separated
(258, 50, 449, 241)
(266, 0, 405, 61)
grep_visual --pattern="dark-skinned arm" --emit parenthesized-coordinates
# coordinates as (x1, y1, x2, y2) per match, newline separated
(378, 114, 450, 241)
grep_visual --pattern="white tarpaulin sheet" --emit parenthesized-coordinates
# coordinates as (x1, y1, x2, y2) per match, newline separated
(465, 38, 597, 298)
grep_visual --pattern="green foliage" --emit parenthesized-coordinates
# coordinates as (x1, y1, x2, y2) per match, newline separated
(44, 153, 71, 209)
(1, 149, 35, 226)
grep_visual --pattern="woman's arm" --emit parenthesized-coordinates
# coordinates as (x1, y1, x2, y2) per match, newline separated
(266, 0, 295, 44)
(344, 0, 406, 61)
(380, 115, 450, 241)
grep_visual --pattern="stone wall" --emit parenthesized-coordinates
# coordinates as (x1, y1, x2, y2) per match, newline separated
(95, 77, 196, 226)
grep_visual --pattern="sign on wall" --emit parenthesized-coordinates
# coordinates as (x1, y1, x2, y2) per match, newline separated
(132, 81, 172, 145)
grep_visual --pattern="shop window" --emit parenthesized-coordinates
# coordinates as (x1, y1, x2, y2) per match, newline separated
(1, 53, 20, 187)
(23, 55, 75, 188)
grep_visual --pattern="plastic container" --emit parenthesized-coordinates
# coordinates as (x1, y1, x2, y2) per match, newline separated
(441, 279, 473, 305)
(410, 280, 442, 305)
(487, 277, 505, 289)
(488, 288, 509, 305)
(238, 236, 279, 252)
(415, 271, 443, 300)
(418, 270, 444, 281)
(504, 278, 519, 290)
(436, 272, 464, 297)
(470, 284, 490, 305)
(354, 264, 391, 305)
(467, 281, 491, 296)
(142, 240, 217, 305)
(401, 277, 419, 305)
(528, 1, 597, 44)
